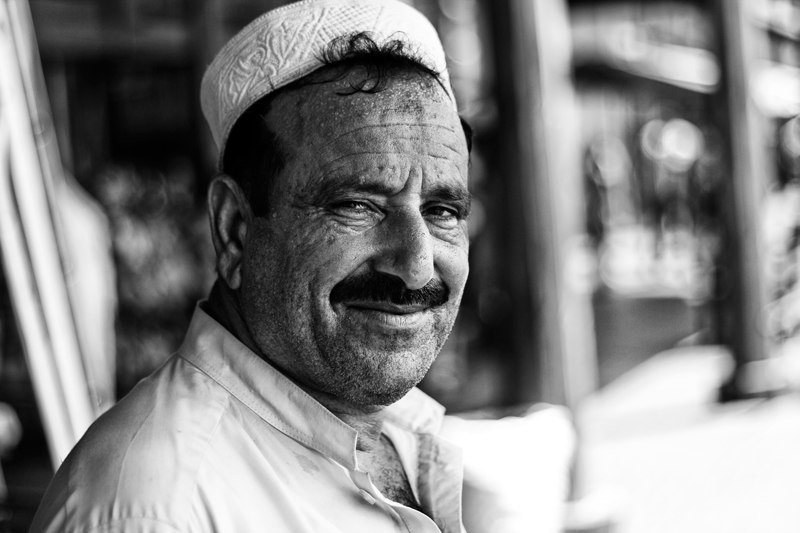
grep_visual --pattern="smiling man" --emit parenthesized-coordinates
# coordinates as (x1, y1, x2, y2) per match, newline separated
(30, 1, 471, 532)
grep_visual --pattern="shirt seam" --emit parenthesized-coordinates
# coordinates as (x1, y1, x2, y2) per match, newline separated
(181, 392, 229, 531)
(78, 516, 182, 533)
(82, 368, 229, 533)
(177, 351, 349, 465)
(393, 505, 414, 533)
(110, 408, 158, 511)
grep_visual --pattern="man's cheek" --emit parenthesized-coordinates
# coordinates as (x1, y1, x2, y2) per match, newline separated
(307, 237, 379, 277)
(436, 244, 470, 289)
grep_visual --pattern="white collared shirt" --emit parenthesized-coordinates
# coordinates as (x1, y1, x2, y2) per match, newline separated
(30, 308, 464, 533)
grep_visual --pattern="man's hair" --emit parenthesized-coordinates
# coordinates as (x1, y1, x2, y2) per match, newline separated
(223, 32, 472, 217)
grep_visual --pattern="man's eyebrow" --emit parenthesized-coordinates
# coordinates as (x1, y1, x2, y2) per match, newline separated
(301, 175, 472, 213)
(426, 185, 472, 215)
(302, 174, 398, 205)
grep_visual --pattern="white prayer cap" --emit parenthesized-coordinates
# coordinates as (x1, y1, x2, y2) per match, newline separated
(200, 0, 455, 166)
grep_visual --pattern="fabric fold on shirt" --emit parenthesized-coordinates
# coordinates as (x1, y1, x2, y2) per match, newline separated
(29, 305, 464, 533)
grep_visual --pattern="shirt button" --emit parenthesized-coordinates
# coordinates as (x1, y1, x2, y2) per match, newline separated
(359, 489, 377, 505)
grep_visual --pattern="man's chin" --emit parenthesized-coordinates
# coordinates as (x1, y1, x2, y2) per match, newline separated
(344, 384, 416, 408)
(319, 347, 436, 407)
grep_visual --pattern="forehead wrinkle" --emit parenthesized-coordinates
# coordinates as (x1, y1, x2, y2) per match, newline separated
(267, 71, 457, 136)
(419, 159, 471, 195)
(318, 147, 466, 188)
(294, 74, 452, 119)
(297, 95, 461, 148)
(318, 123, 466, 165)
(324, 121, 459, 147)
(276, 114, 466, 178)
(268, 76, 469, 199)
(320, 127, 464, 159)
(321, 149, 460, 169)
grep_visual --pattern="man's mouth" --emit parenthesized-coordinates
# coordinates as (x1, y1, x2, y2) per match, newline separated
(346, 300, 429, 314)
(342, 300, 432, 329)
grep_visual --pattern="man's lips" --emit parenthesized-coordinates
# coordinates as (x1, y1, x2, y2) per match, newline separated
(344, 300, 430, 315)
(338, 300, 433, 329)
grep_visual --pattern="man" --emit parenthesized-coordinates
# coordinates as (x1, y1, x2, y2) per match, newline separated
(30, 0, 471, 531)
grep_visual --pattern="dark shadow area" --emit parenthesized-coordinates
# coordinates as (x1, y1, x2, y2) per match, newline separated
(593, 288, 699, 388)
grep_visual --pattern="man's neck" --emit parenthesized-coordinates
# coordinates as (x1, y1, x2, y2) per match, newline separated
(202, 280, 388, 451)
(204, 281, 262, 356)
(203, 281, 418, 507)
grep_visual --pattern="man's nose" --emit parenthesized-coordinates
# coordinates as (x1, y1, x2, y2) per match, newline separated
(373, 209, 434, 290)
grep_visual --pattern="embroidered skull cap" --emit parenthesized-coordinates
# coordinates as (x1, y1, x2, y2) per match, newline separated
(200, 0, 455, 167)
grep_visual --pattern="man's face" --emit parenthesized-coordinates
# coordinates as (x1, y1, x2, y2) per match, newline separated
(238, 71, 470, 407)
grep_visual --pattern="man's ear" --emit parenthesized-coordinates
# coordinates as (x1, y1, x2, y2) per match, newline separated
(208, 174, 252, 290)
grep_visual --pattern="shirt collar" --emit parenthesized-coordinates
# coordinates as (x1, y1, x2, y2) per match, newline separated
(385, 387, 446, 435)
(178, 305, 446, 470)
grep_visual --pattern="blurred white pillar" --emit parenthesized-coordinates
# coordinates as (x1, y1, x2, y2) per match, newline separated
(530, 0, 599, 415)
(496, 0, 598, 414)
(489, 1, 606, 527)
(0, 0, 99, 467)
(713, 0, 782, 399)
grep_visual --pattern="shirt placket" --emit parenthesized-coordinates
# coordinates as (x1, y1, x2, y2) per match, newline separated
(417, 434, 464, 533)
(348, 468, 447, 532)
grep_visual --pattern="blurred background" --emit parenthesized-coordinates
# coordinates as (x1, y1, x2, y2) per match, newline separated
(0, 0, 799, 531)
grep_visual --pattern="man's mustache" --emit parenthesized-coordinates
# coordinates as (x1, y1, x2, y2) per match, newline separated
(330, 271, 449, 308)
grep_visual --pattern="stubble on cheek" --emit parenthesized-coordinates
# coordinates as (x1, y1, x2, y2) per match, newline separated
(243, 215, 466, 407)
(307, 307, 453, 405)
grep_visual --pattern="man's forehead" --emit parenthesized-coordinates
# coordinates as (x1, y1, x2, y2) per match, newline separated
(276, 73, 458, 128)
(267, 74, 464, 155)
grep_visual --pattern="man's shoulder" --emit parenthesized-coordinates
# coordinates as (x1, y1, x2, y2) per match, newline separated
(30, 354, 235, 533)
(79, 352, 231, 462)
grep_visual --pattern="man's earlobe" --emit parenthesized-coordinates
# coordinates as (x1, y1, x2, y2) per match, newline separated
(208, 175, 252, 290)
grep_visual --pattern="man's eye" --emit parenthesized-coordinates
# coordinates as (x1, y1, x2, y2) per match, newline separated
(424, 205, 462, 228)
(425, 205, 459, 218)
(329, 200, 378, 217)
(336, 201, 370, 210)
